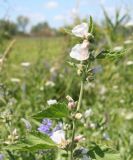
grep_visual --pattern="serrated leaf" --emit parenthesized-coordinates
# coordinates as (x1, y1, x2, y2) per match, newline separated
(4, 132, 57, 151)
(96, 50, 125, 59)
(88, 144, 121, 160)
(96, 149, 121, 160)
(96, 50, 108, 59)
(32, 103, 69, 120)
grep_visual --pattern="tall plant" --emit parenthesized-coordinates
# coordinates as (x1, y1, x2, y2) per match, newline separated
(2, 17, 125, 160)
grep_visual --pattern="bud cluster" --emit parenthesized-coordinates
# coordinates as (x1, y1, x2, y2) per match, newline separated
(66, 95, 76, 110)
(4, 129, 19, 145)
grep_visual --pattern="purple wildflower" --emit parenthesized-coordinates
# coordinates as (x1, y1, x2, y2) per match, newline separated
(38, 119, 52, 136)
(0, 154, 4, 160)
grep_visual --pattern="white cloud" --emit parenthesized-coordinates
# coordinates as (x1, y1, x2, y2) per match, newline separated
(45, 1, 58, 9)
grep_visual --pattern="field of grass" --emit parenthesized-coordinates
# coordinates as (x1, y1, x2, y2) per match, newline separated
(0, 35, 133, 159)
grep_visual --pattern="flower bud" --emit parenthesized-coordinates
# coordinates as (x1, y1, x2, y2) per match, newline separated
(75, 113, 82, 120)
(66, 95, 74, 102)
(77, 69, 82, 76)
(63, 124, 70, 130)
(74, 135, 85, 142)
(68, 101, 76, 110)
(66, 95, 76, 110)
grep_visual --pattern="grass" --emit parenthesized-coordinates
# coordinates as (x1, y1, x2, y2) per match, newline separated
(0, 36, 133, 159)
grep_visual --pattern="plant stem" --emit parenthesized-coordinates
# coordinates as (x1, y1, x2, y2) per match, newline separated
(70, 80, 84, 160)
(77, 80, 84, 112)
(70, 119, 76, 160)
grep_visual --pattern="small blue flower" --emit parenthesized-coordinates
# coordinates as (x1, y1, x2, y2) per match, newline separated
(38, 119, 52, 136)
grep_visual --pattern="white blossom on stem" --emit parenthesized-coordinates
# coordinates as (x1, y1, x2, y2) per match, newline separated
(70, 40, 89, 61)
(72, 23, 89, 38)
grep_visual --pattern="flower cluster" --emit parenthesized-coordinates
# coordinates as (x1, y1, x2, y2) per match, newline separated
(38, 119, 53, 136)
(4, 129, 19, 145)
(70, 23, 91, 61)
(38, 119, 67, 148)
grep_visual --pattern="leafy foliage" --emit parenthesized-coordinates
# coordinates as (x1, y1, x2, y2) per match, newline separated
(32, 103, 69, 120)
(4, 132, 57, 151)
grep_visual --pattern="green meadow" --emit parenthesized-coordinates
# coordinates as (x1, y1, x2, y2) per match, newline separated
(0, 35, 133, 159)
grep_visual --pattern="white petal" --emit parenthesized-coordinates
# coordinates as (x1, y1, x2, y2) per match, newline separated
(47, 99, 57, 105)
(70, 41, 89, 61)
(72, 23, 88, 38)
(51, 130, 65, 144)
(84, 109, 93, 118)
(21, 62, 31, 67)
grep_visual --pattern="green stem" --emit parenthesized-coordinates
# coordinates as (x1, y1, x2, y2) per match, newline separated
(70, 120, 76, 160)
(77, 80, 84, 112)
(70, 80, 84, 160)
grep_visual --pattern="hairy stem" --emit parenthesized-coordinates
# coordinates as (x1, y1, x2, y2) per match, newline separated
(70, 120, 76, 160)
(70, 80, 84, 160)
(77, 80, 84, 112)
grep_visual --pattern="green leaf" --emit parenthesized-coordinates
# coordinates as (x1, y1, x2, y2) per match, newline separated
(4, 132, 57, 151)
(88, 144, 121, 160)
(96, 149, 121, 160)
(32, 103, 69, 120)
(89, 16, 94, 34)
(96, 50, 108, 59)
(96, 49, 125, 60)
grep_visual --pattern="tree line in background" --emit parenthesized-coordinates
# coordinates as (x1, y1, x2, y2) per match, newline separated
(0, 8, 133, 46)
(0, 15, 60, 40)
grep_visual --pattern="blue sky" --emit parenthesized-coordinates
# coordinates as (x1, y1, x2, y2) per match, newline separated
(0, 0, 133, 29)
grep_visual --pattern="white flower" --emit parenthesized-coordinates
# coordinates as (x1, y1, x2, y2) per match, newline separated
(90, 123, 96, 129)
(72, 23, 89, 38)
(84, 109, 93, 118)
(51, 130, 65, 144)
(21, 62, 31, 67)
(70, 40, 89, 61)
(103, 133, 110, 141)
(124, 40, 132, 45)
(45, 81, 55, 87)
(126, 61, 133, 66)
(113, 46, 123, 52)
(125, 112, 133, 120)
(47, 99, 57, 105)
(10, 78, 20, 83)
